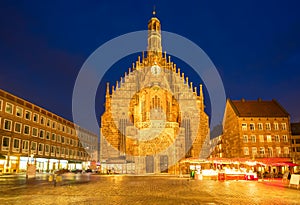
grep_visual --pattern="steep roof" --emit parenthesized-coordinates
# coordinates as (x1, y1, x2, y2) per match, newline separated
(228, 99, 289, 117)
(291, 123, 300, 135)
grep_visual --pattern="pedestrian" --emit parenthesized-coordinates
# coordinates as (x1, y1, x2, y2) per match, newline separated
(287, 171, 291, 181)
(53, 174, 57, 187)
(191, 170, 195, 179)
(270, 171, 274, 181)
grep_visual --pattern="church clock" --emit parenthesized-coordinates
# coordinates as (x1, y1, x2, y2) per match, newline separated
(151, 64, 161, 75)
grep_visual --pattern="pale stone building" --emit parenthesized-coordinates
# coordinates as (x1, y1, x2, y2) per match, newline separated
(100, 14, 209, 174)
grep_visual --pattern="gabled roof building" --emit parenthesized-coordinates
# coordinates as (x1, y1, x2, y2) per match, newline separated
(220, 98, 291, 159)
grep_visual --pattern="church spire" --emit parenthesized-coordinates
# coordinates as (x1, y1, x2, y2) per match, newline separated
(106, 82, 110, 97)
(147, 9, 162, 57)
(105, 82, 111, 111)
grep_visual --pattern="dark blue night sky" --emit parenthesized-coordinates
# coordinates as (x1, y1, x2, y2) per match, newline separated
(1, 1, 300, 134)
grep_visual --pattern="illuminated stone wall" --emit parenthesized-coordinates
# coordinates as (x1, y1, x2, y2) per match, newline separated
(100, 15, 209, 174)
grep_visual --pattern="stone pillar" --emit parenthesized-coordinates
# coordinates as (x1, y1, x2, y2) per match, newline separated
(16, 155, 20, 173)
(47, 159, 50, 172)
(6, 152, 10, 173)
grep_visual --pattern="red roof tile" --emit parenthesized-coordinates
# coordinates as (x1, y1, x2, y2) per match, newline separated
(229, 99, 289, 117)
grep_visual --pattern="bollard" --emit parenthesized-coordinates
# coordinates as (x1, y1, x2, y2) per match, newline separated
(57, 175, 62, 182)
(53, 174, 57, 187)
(48, 174, 53, 182)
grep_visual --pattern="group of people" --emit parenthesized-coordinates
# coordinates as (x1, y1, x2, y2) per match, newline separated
(260, 169, 292, 181)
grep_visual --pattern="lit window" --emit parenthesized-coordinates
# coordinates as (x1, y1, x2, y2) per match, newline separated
(268, 147, 273, 157)
(46, 119, 51, 127)
(242, 123, 247, 131)
(22, 140, 29, 153)
(38, 143, 44, 155)
(40, 116, 45, 125)
(32, 127, 38, 137)
(39, 130, 45, 139)
(266, 123, 271, 130)
(65, 148, 69, 156)
(51, 146, 56, 156)
(267, 135, 272, 142)
(30, 142, 37, 154)
(4, 119, 12, 131)
(23, 125, 30, 135)
(283, 135, 288, 142)
(14, 122, 22, 133)
(276, 147, 281, 155)
(258, 123, 263, 130)
(259, 147, 265, 155)
(16, 107, 23, 117)
(52, 121, 56, 129)
(251, 135, 256, 143)
(5, 103, 13, 114)
(275, 135, 280, 142)
(259, 135, 264, 142)
(12, 138, 21, 152)
(2, 136, 10, 151)
(252, 147, 257, 156)
(46, 132, 50, 140)
(274, 123, 279, 130)
(243, 135, 248, 143)
(25, 110, 31, 120)
(281, 123, 287, 130)
(244, 147, 249, 155)
(45, 144, 50, 155)
(57, 135, 61, 143)
(52, 133, 56, 141)
(250, 123, 255, 131)
(56, 147, 60, 156)
(283, 147, 289, 154)
(33, 113, 39, 123)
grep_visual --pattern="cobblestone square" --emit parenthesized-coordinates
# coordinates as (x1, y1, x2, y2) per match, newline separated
(1, 174, 300, 205)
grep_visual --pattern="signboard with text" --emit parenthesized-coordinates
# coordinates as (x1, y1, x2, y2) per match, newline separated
(26, 164, 36, 178)
(289, 174, 300, 189)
